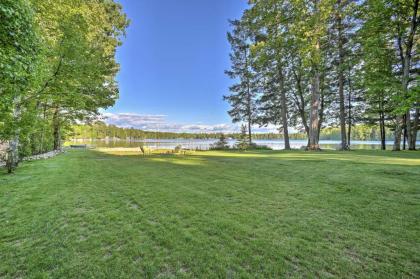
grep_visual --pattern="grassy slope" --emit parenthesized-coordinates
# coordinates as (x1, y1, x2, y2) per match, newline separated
(0, 150, 419, 278)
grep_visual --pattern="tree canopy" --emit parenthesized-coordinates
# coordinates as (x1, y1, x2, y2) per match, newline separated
(224, 0, 419, 151)
(0, 0, 129, 172)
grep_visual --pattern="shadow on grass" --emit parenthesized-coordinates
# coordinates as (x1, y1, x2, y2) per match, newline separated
(1, 149, 419, 179)
(89, 148, 420, 168)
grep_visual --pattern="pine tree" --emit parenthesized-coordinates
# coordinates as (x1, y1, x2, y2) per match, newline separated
(331, 0, 358, 150)
(236, 124, 250, 150)
(243, 0, 294, 150)
(393, 0, 419, 150)
(224, 19, 258, 145)
(211, 134, 230, 150)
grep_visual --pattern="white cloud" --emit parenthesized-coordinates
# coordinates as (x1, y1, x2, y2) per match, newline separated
(102, 113, 166, 130)
(102, 112, 280, 133)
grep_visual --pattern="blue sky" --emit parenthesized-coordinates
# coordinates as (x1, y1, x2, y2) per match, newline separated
(104, 0, 261, 133)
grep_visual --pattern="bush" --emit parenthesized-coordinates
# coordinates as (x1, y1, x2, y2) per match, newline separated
(249, 144, 272, 150)
(174, 145, 182, 153)
(209, 144, 230, 150)
(210, 134, 230, 150)
(233, 143, 272, 151)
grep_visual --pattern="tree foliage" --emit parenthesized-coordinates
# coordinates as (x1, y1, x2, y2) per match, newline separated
(224, 19, 259, 145)
(225, 0, 419, 151)
(0, 0, 129, 172)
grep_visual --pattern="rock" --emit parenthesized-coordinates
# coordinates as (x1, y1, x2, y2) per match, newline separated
(22, 150, 64, 162)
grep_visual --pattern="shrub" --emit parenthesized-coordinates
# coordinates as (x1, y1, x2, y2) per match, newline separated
(174, 145, 182, 153)
(249, 144, 272, 150)
(210, 134, 230, 150)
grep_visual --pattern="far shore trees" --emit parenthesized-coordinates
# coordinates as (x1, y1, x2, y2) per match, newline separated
(70, 122, 396, 142)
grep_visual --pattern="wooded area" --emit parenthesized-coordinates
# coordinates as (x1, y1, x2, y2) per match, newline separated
(224, 0, 419, 151)
(0, 0, 129, 173)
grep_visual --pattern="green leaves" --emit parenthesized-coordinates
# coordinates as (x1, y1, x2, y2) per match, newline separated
(0, 0, 129, 165)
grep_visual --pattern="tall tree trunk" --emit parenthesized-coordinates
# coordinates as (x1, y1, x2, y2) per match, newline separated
(410, 108, 419, 150)
(380, 113, 386, 150)
(53, 108, 61, 151)
(379, 98, 386, 150)
(39, 104, 47, 154)
(336, 1, 348, 150)
(405, 0, 418, 150)
(347, 83, 352, 147)
(245, 50, 253, 145)
(308, 68, 321, 150)
(292, 68, 310, 141)
(408, 108, 418, 150)
(317, 78, 325, 142)
(246, 98, 252, 145)
(338, 68, 348, 150)
(347, 121, 352, 147)
(406, 111, 412, 150)
(394, 0, 418, 150)
(6, 135, 19, 174)
(6, 97, 21, 173)
(247, 120, 252, 145)
(394, 117, 402, 151)
(403, 117, 407, 150)
(279, 68, 290, 150)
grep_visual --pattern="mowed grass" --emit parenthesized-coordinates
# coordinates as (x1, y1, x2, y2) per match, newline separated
(0, 150, 419, 278)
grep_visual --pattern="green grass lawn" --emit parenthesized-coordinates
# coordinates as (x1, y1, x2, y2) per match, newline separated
(1, 149, 419, 278)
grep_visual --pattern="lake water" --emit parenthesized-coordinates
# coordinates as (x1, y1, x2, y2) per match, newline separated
(68, 139, 420, 150)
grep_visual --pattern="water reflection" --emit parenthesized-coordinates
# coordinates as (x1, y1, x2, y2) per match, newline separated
(68, 139, 420, 150)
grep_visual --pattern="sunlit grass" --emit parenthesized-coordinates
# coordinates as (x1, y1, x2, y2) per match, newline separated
(194, 149, 420, 165)
(0, 149, 419, 278)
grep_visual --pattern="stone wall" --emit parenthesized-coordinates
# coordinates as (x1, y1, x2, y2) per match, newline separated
(23, 150, 64, 162)
(0, 149, 64, 168)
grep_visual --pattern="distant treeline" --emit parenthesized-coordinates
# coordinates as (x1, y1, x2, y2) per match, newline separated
(69, 122, 398, 142)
